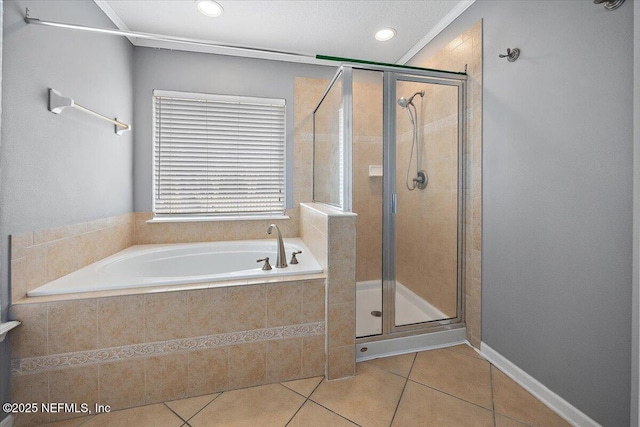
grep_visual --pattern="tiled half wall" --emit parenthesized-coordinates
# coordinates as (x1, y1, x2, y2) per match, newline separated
(300, 203, 357, 380)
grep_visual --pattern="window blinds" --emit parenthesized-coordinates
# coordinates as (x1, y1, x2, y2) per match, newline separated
(153, 90, 286, 217)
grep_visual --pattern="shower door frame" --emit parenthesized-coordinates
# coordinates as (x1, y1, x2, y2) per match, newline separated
(313, 63, 468, 342)
(381, 71, 467, 339)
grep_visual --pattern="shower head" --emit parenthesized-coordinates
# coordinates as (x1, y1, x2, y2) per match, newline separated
(397, 90, 425, 109)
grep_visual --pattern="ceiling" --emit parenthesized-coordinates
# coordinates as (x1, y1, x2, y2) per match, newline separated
(94, 0, 472, 65)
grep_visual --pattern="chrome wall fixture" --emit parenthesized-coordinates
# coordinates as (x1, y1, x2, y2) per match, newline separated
(499, 48, 520, 62)
(593, 0, 625, 11)
(48, 89, 132, 135)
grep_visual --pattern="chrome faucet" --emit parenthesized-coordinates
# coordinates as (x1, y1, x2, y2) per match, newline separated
(266, 224, 287, 268)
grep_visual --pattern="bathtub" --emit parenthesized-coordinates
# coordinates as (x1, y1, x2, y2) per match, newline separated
(28, 238, 322, 296)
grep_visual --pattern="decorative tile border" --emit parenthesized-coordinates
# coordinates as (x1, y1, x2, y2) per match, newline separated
(12, 321, 324, 376)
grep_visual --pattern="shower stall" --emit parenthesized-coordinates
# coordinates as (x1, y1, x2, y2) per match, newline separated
(313, 62, 466, 352)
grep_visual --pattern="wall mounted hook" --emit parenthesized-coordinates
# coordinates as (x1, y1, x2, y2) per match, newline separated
(593, 0, 624, 11)
(499, 48, 520, 62)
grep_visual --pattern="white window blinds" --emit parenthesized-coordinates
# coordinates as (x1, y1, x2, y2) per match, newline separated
(153, 90, 286, 218)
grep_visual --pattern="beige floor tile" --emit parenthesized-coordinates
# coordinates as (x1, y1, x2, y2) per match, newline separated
(165, 394, 220, 421)
(281, 376, 324, 397)
(189, 383, 305, 427)
(495, 414, 532, 427)
(81, 404, 184, 427)
(361, 352, 416, 378)
(445, 343, 485, 360)
(310, 362, 406, 427)
(36, 416, 94, 427)
(288, 400, 358, 427)
(392, 381, 494, 427)
(492, 367, 571, 427)
(410, 348, 492, 409)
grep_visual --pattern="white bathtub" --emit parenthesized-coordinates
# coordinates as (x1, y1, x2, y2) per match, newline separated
(28, 238, 323, 296)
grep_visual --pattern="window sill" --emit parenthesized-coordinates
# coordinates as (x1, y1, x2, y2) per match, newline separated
(146, 215, 290, 224)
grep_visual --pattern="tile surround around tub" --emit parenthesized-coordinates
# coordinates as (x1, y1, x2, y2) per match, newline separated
(10, 213, 135, 303)
(9, 280, 326, 426)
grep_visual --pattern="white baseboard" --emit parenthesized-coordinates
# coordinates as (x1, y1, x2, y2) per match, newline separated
(0, 415, 14, 427)
(480, 342, 600, 427)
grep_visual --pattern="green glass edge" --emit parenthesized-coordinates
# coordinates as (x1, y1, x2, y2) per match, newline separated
(315, 54, 467, 76)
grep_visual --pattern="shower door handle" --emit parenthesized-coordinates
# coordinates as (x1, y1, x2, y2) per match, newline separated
(392, 193, 398, 214)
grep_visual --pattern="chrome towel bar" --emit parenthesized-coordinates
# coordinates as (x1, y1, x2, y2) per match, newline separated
(48, 88, 132, 135)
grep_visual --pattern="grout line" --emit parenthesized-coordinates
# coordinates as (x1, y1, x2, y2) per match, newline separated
(282, 378, 323, 426)
(163, 402, 187, 423)
(490, 363, 496, 427)
(388, 352, 418, 426)
(286, 378, 362, 427)
(183, 391, 224, 423)
(406, 378, 494, 413)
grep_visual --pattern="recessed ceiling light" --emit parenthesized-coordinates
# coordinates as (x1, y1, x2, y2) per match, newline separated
(375, 28, 396, 42)
(196, 0, 224, 17)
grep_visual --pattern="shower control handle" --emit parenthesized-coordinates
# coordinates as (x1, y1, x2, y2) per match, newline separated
(413, 170, 428, 190)
(257, 257, 272, 271)
(290, 250, 302, 265)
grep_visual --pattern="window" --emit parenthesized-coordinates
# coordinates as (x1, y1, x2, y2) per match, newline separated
(153, 90, 286, 219)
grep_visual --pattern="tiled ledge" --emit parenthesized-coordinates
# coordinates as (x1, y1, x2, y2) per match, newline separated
(13, 272, 327, 305)
(299, 202, 357, 217)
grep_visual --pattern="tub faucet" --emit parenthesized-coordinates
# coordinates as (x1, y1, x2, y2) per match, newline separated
(266, 224, 287, 268)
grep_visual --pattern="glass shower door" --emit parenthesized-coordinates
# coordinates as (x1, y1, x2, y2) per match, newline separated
(391, 76, 463, 329)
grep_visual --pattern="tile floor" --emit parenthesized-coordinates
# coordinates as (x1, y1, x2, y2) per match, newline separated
(33, 344, 570, 427)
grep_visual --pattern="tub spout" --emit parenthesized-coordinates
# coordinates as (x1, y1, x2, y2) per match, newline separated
(266, 224, 287, 268)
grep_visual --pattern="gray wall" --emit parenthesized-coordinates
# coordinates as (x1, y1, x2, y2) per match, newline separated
(0, 1, 6, 424)
(632, 1, 639, 424)
(133, 47, 334, 212)
(0, 0, 133, 419)
(410, 1, 634, 425)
